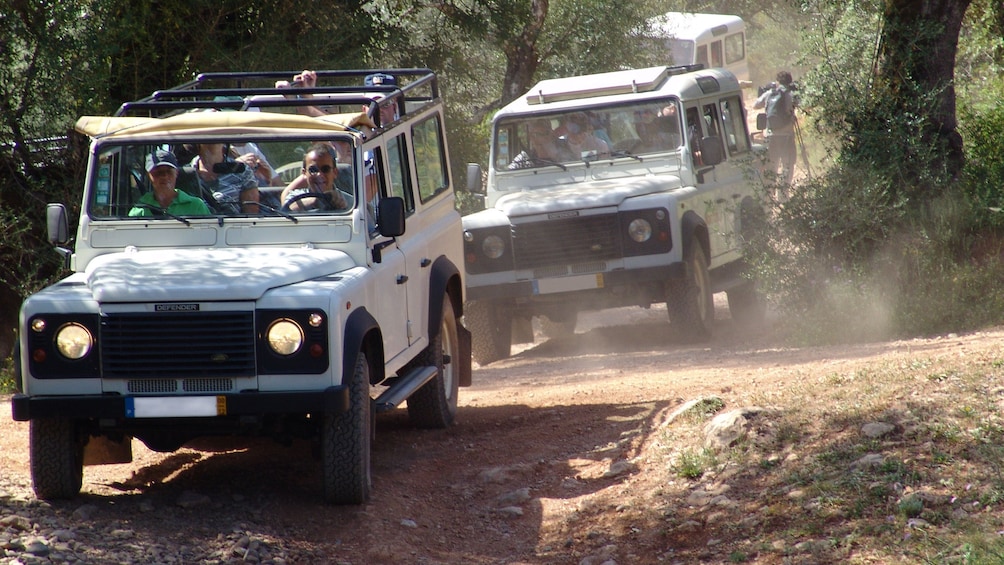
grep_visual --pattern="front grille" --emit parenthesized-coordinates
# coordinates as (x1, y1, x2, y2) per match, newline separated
(101, 312, 256, 379)
(128, 379, 177, 393)
(183, 378, 234, 392)
(513, 214, 621, 270)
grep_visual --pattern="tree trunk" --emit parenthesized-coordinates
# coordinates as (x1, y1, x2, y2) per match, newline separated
(500, 0, 548, 106)
(879, 0, 970, 181)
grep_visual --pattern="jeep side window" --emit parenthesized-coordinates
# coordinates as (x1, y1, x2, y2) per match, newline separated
(365, 147, 384, 237)
(701, 102, 726, 159)
(684, 106, 704, 163)
(718, 96, 750, 155)
(412, 115, 450, 203)
(387, 134, 414, 214)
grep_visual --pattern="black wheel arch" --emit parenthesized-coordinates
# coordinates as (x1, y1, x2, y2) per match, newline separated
(426, 255, 464, 339)
(680, 209, 711, 261)
(343, 308, 385, 386)
(426, 255, 472, 387)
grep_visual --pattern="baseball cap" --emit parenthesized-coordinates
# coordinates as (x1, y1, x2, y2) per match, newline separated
(364, 73, 396, 87)
(146, 149, 179, 172)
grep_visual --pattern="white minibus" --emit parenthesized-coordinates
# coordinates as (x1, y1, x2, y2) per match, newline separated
(648, 12, 749, 84)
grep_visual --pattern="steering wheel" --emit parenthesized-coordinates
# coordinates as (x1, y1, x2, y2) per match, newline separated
(281, 191, 336, 212)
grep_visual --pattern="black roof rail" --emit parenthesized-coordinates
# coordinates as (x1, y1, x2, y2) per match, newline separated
(114, 68, 440, 122)
(666, 63, 706, 76)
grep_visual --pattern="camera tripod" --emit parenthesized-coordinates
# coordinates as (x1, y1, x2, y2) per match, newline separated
(793, 111, 812, 179)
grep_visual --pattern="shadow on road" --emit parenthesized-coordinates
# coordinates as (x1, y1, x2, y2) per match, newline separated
(53, 396, 673, 564)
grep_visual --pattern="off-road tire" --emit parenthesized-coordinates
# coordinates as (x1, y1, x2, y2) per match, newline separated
(321, 352, 372, 504)
(666, 243, 714, 341)
(407, 297, 460, 429)
(30, 418, 84, 500)
(466, 300, 512, 365)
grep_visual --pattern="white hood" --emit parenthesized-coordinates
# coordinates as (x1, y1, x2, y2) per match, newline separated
(84, 247, 355, 303)
(493, 175, 680, 217)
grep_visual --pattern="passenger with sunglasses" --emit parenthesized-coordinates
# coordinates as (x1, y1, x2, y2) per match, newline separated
(280, 143, 349, 211)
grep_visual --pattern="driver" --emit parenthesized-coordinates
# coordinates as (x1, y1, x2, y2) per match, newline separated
(280, 143, 349, 211)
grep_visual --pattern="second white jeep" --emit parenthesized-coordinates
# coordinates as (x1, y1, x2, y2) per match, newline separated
(463, 65, 765, 364)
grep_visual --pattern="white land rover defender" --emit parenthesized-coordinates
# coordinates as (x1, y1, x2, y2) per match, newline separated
(11, 69, 472, 504)
(463, 65, 764, 364)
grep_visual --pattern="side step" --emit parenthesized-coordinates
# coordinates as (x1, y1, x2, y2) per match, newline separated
(374, 365, 438, 413)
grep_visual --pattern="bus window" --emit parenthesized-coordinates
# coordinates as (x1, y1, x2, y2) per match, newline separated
(696, 44, 709, 68)
(710, 41, 723, 68)
(724, 33, 745, 65)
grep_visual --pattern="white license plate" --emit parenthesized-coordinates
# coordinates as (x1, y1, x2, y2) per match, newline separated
(533, 273, 604, 295)
(126, 396, 225, 418)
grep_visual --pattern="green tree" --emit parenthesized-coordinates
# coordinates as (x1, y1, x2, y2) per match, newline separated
(101, 0, 383, 105)
(0, 1, 108, 362)
(0, 0, 388, 363)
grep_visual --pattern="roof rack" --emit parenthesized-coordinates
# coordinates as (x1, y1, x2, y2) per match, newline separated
(114, 68, 440, 127)
(525, 64, 705, 105)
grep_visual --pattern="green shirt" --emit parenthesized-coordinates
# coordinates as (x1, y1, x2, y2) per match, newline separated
(129, 189, 211, 217)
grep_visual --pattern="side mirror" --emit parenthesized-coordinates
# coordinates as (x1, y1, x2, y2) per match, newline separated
(377, 196, 406, 238)
(466, 163, 484, 195)
(756, 113, 767, 131)
(46, 203, 70, 244)
(699, 137, 724, 166)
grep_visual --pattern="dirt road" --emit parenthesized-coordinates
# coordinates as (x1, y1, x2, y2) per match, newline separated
(2, 301, 992, 564)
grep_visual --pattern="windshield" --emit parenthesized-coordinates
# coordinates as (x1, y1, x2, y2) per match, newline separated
(493, 99, 682, 171)
(87, 136, 358, 220)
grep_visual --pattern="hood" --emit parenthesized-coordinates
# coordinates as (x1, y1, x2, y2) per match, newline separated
(84, 247, 355, 303)
(493, 174, 680, 217)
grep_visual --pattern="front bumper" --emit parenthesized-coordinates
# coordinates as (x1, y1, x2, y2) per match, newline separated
(11, 386, 350, 422)
(466, 262, 686, 301)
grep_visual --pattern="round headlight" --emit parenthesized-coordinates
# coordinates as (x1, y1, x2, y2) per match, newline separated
(628, 218, 653, 243)
(54, 323, 93, 360)
(267, 319, 304, 356)
(482, 235, 506, 259)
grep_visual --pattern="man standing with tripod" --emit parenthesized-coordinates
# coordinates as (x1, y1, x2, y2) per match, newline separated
(754, 70, 798, 191)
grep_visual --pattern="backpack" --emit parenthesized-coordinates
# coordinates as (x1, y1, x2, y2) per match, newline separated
(765, 87, 794, 131)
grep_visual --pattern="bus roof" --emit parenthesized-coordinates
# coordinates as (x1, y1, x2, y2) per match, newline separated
(648, 12, 744, 42)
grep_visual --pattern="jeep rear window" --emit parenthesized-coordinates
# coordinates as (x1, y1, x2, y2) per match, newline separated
(87, 138, 359, 220)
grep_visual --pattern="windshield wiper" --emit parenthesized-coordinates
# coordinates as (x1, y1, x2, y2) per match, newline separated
(532, 158, 568, 171)
(131, 203, 190, 225)
(611, 150, 643, 162)
(255, 202, 299, 223)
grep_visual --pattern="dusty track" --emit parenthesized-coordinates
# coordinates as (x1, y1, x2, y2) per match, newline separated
(2, 300, 994, 563)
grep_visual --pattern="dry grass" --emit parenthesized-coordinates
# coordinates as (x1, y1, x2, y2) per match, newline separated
(546, 335, 1004, 564)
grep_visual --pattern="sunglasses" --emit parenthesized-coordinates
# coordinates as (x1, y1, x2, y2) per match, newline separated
(307, 164, 334, 175)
